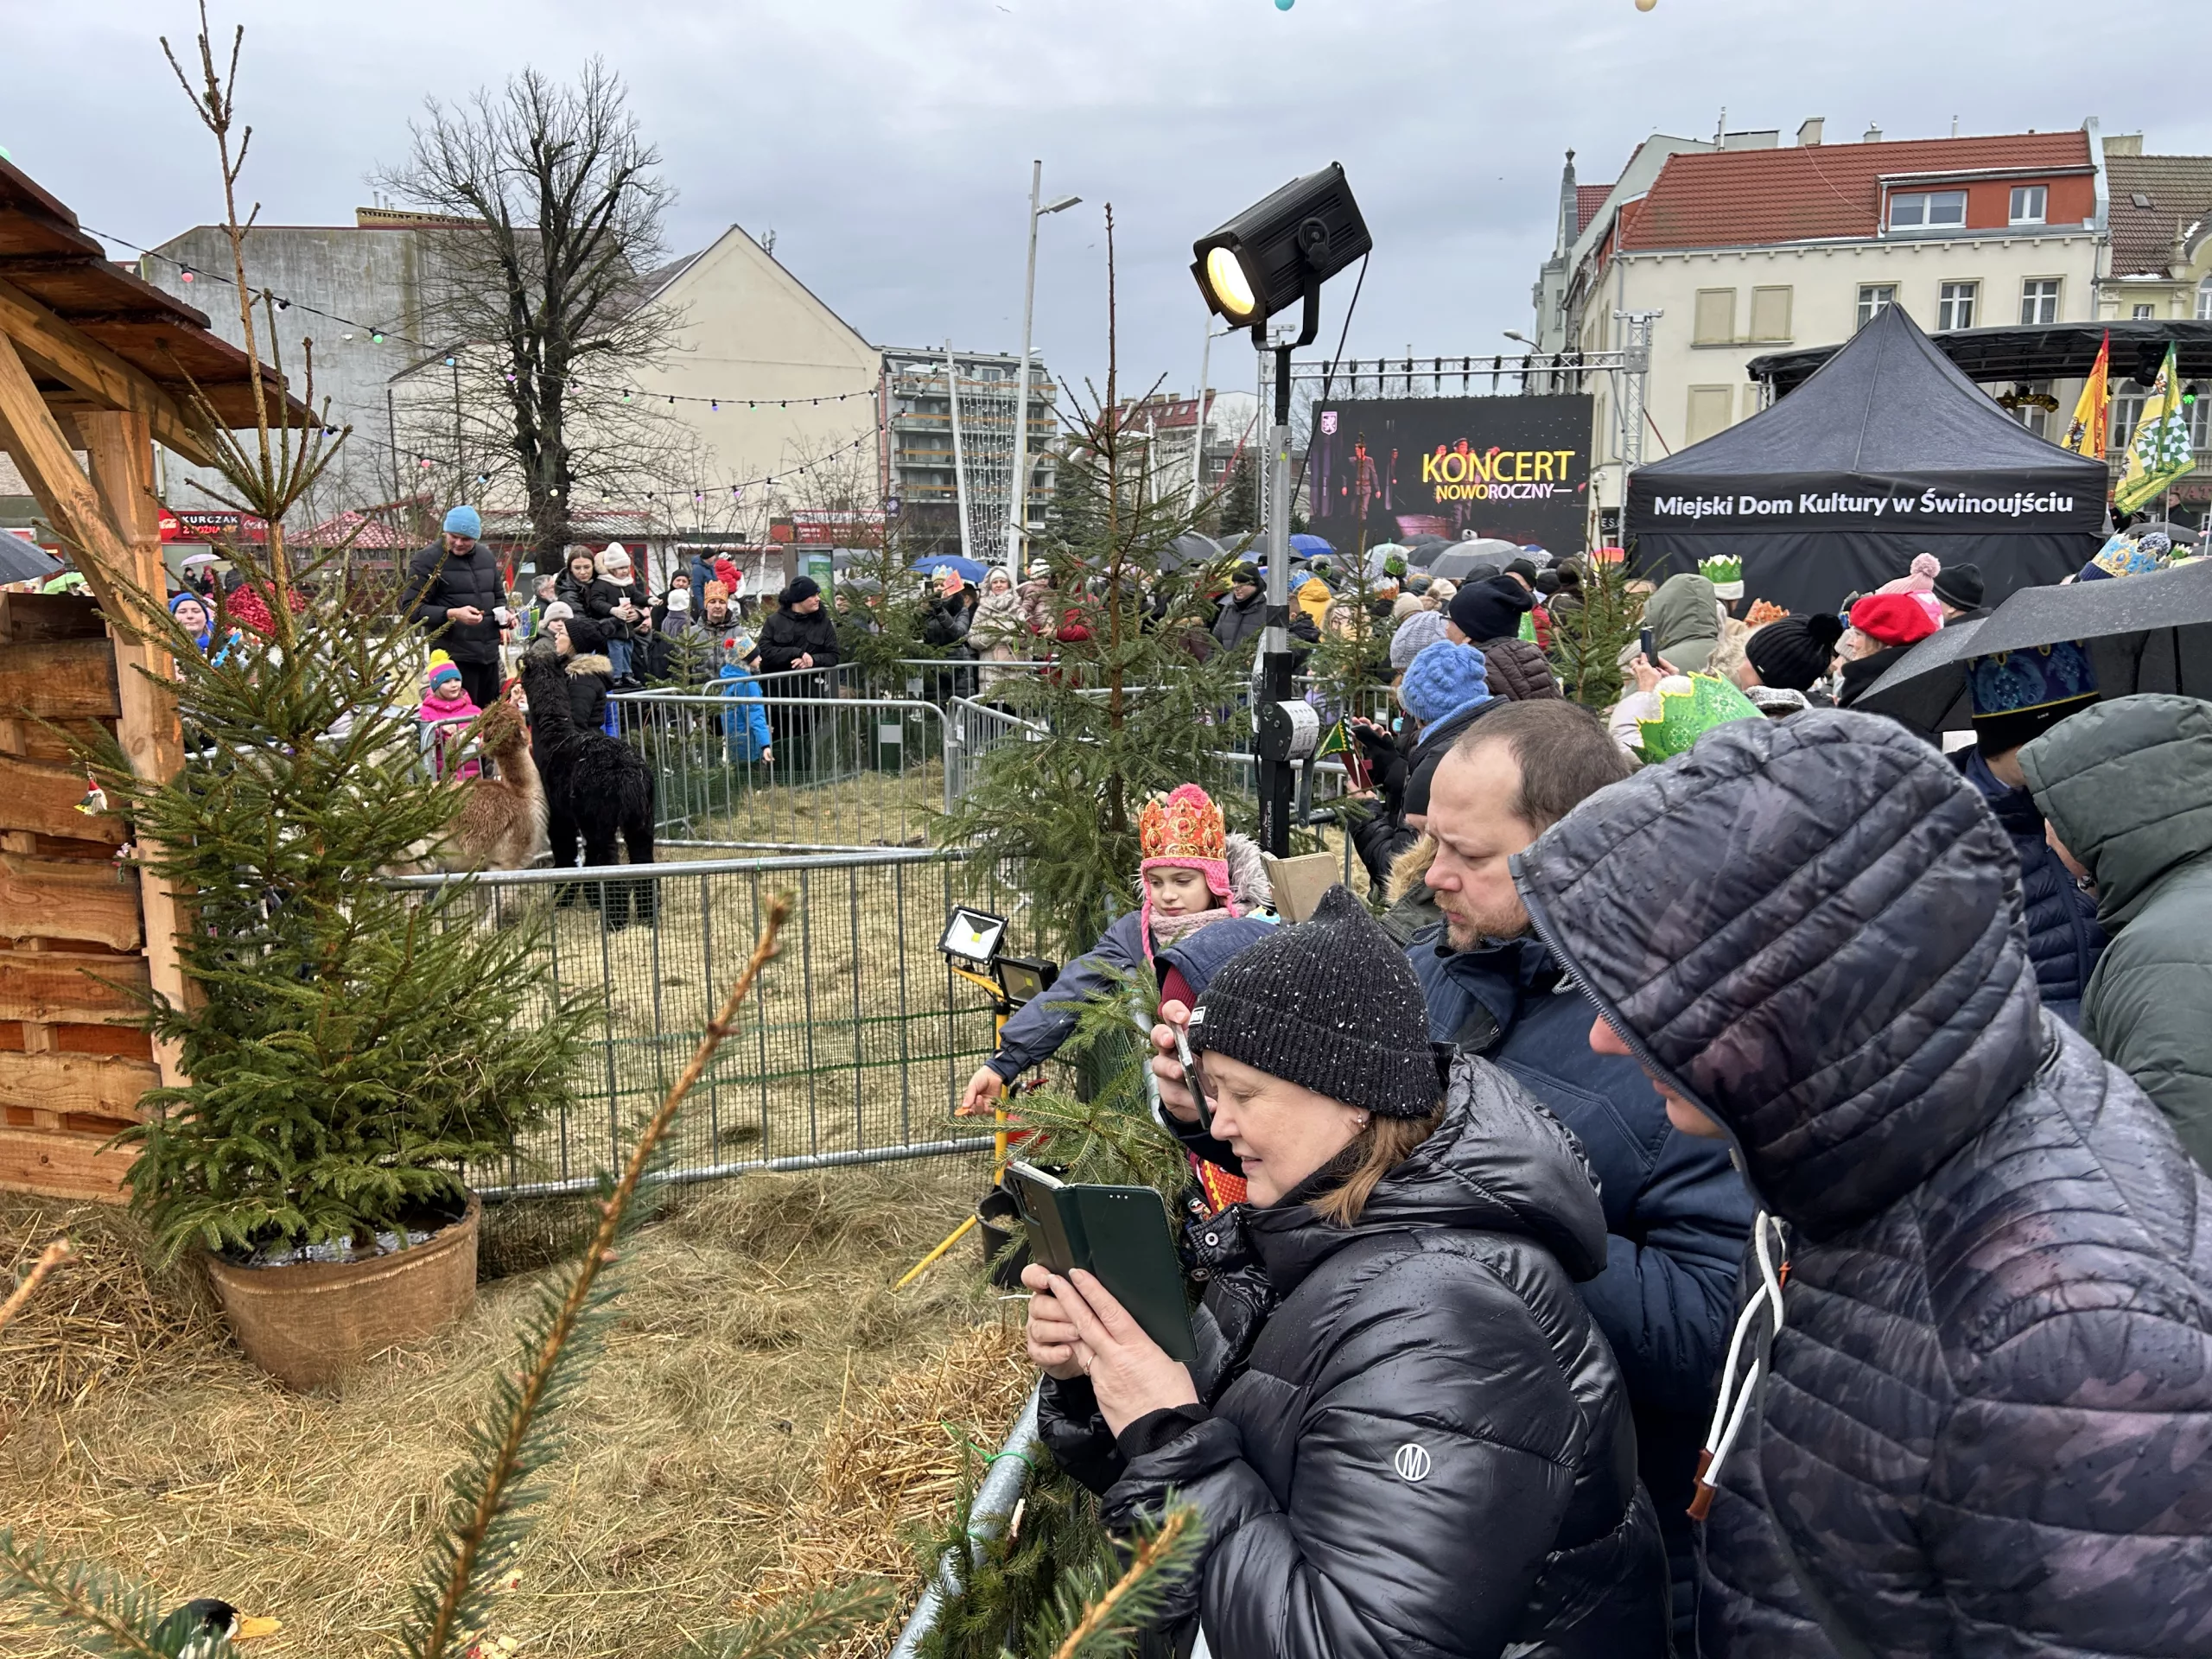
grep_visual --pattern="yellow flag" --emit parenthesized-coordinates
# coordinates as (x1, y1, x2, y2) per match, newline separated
(2062, 333, 2109, 458)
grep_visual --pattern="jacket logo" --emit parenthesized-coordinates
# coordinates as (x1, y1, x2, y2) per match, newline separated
(1393, 1443, 1432, 1483)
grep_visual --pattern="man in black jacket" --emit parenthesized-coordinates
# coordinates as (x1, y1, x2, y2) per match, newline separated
(1416, 698, 1752, 1648)
(404, 505, 506, 707)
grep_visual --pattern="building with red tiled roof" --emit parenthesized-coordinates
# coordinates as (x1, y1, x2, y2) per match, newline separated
(1551, 118, 2120, 526)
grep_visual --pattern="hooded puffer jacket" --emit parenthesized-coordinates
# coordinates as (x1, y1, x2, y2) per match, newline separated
(1476, 634, 1563, 702)
(2024, 693, 2212, 1173)
(1955, 744, 2105, 1022)
(1040, 1059, 1669, 1659)
(1510, 709, 2212, 1659)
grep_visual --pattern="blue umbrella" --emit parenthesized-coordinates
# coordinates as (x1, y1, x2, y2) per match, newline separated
(1288, 533, 1336, 559)
(911, 555, 990, 583)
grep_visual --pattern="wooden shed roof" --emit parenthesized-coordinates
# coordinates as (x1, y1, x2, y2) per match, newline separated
(0, 159, 311, 460)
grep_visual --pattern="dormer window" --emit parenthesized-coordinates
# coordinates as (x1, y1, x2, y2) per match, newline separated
(1890, 189, 1967, 230)
(2009, 185, 2047, 225)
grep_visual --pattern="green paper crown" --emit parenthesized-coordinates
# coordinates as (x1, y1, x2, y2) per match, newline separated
(1636, 673, 1763, 760)
(1698, 555, 1743, 584)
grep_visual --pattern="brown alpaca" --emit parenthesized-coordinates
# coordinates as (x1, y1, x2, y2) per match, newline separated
(429, 698, 549, 873)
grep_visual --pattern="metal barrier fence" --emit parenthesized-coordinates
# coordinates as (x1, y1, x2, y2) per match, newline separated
(613, 692, 950, 849)
(387, 848, 1031, 1200)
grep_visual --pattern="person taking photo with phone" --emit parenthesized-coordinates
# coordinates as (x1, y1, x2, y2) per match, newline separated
(1030, 886, 1668, 1658)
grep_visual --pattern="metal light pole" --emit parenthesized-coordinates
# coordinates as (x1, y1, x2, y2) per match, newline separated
(1007, 162, 1081, 575)
(947, 340, 973, 563)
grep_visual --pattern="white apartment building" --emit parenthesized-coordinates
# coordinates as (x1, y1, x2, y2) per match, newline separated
(1547, 121, 2115, 523)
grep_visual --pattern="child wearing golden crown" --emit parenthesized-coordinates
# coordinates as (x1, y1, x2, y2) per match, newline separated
(958, 784, 1273, 1128)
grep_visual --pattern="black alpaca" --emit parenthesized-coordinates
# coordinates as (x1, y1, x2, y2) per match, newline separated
(520, 645, 658, 927)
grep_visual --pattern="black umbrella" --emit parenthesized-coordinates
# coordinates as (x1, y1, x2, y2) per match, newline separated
(1158, 531, 1226, 575)
(0, 537, 62, 586)
(1852, 616, 1988, 732)
(1858, 557, 2212, 731)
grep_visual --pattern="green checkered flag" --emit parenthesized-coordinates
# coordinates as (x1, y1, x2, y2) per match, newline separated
(2114, 343, 2196, 513)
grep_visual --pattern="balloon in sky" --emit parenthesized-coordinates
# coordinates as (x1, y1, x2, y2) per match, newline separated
(1275, 0, 1294, 10)
(1636, 0, 1657, 10)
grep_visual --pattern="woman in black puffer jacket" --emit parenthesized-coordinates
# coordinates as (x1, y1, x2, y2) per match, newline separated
(1512, 709, 2212, 1659)
(1030, 886, 1667, 1659)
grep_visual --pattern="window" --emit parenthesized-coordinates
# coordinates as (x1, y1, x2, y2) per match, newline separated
(2010, 379, 2054, 441)
(2111, 392, 2145, 454)
(1889, 189, 1967, 230)
(1741, 384, 1764, 422)
(1857, 285, 1897, 329)
(1686, 386, 1734, 444)
(2192, 392, 2209, 454)
(2009, 185, 2048, 225)
(2021, 279, 2062, 325)
(1748, 285, 1794, 342)
(1694, 288, 1737, 345)
(1938, 282, 1979, 331)
(2133, 303, 2158, 320)
(2199, 276, 2212, 320)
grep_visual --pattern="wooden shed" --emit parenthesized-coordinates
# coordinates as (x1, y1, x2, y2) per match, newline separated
(0, 159, 304, 1199)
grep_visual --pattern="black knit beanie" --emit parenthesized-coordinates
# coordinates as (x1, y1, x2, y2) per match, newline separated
(1189, 885, 1440, 1118)
(1744, 611, 1844, 692)
(563, 613, 607, 656)
(1447, 574, 1534, 644)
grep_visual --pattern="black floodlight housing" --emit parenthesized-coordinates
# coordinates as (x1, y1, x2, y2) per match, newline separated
(992, 956, 1058, 1008)
(1192, 162, 1372, 347)
(938, 906, 1007, 967)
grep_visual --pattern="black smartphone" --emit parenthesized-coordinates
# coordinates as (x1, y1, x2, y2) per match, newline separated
(1639, 625, 1660, 667)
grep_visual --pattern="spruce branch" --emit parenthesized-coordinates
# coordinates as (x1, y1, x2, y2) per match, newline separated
(1045, 1506, 1198, 1659)
(398, 899, 793, 1659)
(0, 1535, 172, 1659)
(0, 1239, 74, 1337)
(683, 1580, 897, 1659)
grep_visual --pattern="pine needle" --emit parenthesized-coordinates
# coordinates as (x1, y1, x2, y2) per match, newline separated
(0, 1535, 172, 1659)
(1047, 1507, 1194, 1659)
(687, 1579, 898, 1659)
(398, 899, 793, 1659)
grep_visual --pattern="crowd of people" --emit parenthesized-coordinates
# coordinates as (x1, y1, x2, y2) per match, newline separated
(979, 529, 2212, 1656)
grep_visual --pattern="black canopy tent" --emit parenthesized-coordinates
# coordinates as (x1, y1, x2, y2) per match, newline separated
(1625, 304, 2107, 615)
(1747, 317, 2212, 398)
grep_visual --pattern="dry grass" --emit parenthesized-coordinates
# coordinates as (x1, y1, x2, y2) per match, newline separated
(0, 1162, 1024, 1659)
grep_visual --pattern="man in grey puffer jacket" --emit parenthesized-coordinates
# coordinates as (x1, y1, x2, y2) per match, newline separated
(1510, 708, 2212, 1659)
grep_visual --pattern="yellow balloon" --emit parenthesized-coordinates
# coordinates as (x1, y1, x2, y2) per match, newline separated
(1636, 0, 1657, 10)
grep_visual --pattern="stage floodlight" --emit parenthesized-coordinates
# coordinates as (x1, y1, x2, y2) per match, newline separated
(993, 957, 1058, 1008)
(1192, 162, 1372, 341)
(938, 906, 1007, 967)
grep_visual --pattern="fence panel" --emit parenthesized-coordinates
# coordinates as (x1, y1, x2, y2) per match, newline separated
(388, 849, 1033, 1199)
(613, 693, 948, 849)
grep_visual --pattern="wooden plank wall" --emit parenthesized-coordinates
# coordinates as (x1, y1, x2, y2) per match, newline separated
(0, 590, 150, 1199)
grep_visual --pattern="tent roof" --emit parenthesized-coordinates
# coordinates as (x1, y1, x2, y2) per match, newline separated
(1638, 302, 2107, 482)
(1747, 316, 2212, 396)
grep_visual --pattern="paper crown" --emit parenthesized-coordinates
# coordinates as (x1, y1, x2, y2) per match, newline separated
(1635, 672, 1763, 760)
(2085, 531, 2173, 582)
(1138, 784, 1227, 865)
(1699, 554, 1745, 599)
(1967, 640, 2098, 721)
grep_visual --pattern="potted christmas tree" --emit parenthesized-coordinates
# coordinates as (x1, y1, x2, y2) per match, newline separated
(87, 30, 590, 1388)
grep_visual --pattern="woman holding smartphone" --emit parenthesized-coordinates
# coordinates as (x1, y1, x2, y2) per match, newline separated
(1027, 887, 1667, 1658)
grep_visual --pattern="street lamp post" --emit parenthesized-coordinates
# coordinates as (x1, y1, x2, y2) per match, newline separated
(1007, 162, 1081, 576)
(1191, 162, 1373, 856)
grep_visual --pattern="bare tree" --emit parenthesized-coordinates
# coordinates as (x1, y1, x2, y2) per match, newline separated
(372, 59, 683, 563)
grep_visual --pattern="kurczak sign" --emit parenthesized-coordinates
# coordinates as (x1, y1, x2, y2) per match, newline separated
(1306, 394, 1592, 551)
(1627, 473, 2104, 536)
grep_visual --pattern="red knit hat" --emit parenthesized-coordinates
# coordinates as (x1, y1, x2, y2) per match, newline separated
(1847, 592, 1939, 648)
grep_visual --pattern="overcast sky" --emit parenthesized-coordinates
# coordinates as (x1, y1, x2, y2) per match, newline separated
(9, 0, 2209, 408)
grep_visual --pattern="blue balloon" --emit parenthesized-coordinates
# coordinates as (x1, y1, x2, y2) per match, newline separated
(1275, 0, 1294, 9)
